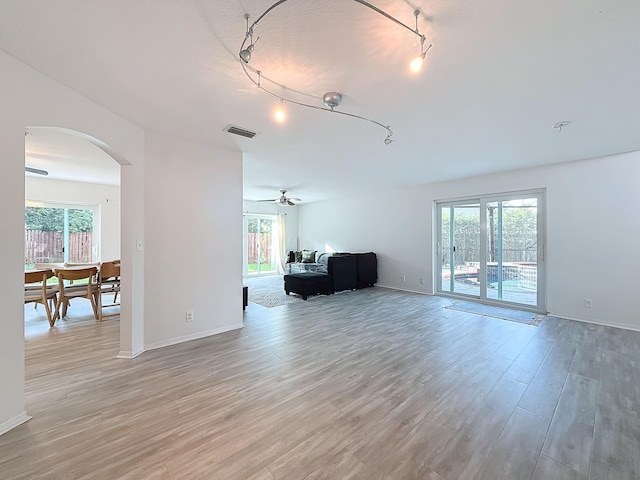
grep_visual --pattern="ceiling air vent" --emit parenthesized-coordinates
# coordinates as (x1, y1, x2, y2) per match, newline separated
(224, 124, 258, 139)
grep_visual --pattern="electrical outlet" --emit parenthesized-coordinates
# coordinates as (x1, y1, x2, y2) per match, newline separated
(419, 278, 425, 285)
(584, 298, 593, 308)
(186, 310, 194, 322)
(401, 275, 406, 282)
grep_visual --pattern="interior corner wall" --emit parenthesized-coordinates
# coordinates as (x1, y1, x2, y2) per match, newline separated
(0, 49, 145, 434)
(143, 133, 243, 350)
(25, 177, 121, 262)
(299, 151, 640, 332)
(242, 201, 300, 254)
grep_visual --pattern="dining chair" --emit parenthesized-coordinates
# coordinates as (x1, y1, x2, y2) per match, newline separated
(24, 269, 59, 327)
(54, 267, 100, 321)
(98, 260, 121, 320)
(28, 263, 62, 311)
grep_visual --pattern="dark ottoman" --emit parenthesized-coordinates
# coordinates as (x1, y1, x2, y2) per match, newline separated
(284, 272, 334, 300)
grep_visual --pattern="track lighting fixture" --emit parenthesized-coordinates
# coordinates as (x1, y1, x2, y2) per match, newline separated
(239, 14, 259, 64)
(409, 10, 432, 73)
(238, 1, 432, 145)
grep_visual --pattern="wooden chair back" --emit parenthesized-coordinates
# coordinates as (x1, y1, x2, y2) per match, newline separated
(98, 260, 121, 320)
(99, 260, 120, 279)
(54, 267, 100, 321)
(25, 269, 55, 285)
(24, 269, 58, 327)
(56, 267, 99, 283)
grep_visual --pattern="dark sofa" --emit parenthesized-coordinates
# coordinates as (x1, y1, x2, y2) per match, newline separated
(284, 251, 377, 299)
(328, 254, 357, 292)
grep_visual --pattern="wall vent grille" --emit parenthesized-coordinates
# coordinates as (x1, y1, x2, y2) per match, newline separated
(224, 125, 258, 138)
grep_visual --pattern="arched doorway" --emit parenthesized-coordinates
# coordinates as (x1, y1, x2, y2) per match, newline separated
(24, 126, 131, 347)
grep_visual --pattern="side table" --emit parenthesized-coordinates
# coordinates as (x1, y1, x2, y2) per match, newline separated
(243, 285, 248, 310)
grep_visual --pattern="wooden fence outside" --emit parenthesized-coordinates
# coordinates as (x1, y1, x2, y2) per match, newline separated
(247, 233, 273, 264)
(25, 230, 93, 265)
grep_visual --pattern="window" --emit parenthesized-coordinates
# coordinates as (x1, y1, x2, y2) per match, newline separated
(25, 201, 99, 268)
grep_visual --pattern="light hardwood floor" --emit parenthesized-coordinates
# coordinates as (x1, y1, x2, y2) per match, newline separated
(3, 287, 640, 479)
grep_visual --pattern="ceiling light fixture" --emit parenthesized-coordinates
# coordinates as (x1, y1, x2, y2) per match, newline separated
(409, 10, 432, 73)
(274, 98, 286, 123)
(553, 121, 570, 133)
(25, 166, 48, 176)
(238, 1, 432, 145)
(323, 92, 342, 110)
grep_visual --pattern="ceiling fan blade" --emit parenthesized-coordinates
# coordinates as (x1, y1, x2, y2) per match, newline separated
(25, 166, 48, 176)
(256, 190, 301, 205)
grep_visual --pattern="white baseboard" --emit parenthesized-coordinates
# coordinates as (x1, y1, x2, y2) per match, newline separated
(143, 323, 245, 353)
(375, 289, 640, 332)
(547, 311, 640, 333)
(116, 348, 144, 359)
(375, 284, 433, 295)
(0, 411, 31, 437)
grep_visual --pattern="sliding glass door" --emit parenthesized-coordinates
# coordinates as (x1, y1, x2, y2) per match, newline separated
(24, 202, 99, 268)
(437, 191, 545, 311)
(485, 198, 539, 306)
(243, 215, 277, 276)
(440, 203, 481, 297)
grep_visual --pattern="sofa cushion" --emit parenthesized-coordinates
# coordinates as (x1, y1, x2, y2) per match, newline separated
(294, 251, 303, 263)
(301, 250, 316, 263)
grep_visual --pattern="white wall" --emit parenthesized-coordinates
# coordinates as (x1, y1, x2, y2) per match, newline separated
(143, 133, 243, 350)
(300, 151, 640, 331)
(25, 177, 121, 262)
(0, 49, 146, 435)
(0, 50, 243, 436)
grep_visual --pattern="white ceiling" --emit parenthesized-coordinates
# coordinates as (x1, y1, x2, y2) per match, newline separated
(25, 127, 120, 185)
(2, 0, 639, 203)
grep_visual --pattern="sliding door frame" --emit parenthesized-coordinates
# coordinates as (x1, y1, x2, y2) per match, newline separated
(242, 213, 278, 277)
(435, 189, 546, 313)
(25, 200, 101, 264)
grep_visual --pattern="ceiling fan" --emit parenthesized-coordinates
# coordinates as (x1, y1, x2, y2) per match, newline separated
(25, 166, 48, 176)
(24, 130, 48, 175)
(256, 189, 301, 206)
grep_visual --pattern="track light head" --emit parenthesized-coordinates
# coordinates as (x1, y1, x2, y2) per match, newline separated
(239, 44, 254, 63)
(410, 52, 425, 72)
(274, 99, 286, 122)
